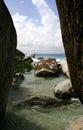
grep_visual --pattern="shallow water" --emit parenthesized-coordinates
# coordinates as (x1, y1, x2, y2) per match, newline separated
(6, 71, 83, 130)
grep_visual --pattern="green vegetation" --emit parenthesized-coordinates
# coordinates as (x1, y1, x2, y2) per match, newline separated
(14, 60, 33, 73)
(14, 50, 33, 73)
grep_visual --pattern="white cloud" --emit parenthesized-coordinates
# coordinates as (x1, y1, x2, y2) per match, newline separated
(12, 0, 64, 54)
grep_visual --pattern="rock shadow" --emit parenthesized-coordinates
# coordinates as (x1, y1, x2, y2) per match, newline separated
(0, 112, 45, 130)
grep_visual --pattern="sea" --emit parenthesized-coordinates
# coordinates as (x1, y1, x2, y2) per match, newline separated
(8, 53, 83, 130)
(35, 54, 65, 61)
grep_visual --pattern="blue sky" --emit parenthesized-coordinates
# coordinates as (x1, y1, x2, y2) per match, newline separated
(4, 0, 64, 54)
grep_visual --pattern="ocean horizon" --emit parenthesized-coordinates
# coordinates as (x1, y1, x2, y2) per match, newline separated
(35, 54, 65, 61)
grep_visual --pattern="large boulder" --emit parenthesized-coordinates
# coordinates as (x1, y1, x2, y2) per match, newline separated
(22, 52, 35, 63)
(15, 95, 67, 107)
(65, 117, 83, 130)
(56, 0, 83, 103)
(15, 50, 35, 63)
(0, 0, 17, 119)
(15, 49, 25, 61)
(25, 52, 35, 58)
(54, 79, 76, 100)
(34, 58, 59, 77)
(59, 59, 70, 78)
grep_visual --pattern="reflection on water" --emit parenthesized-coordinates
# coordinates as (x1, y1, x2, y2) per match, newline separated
(6, 71, 83, 130)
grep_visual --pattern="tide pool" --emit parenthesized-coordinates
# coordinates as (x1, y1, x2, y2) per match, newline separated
(6, 71, 83, 130)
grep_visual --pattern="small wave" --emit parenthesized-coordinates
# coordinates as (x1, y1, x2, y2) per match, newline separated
(56, 58, 61, 62)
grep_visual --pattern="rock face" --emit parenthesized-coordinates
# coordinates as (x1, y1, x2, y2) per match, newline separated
(56, 0, 83, 103)
(59, 59, 70, 78)
(15, 95, 67, 107)
(22, 52, 35, 63)
(15, 49, 25, 61)
(65, 117, 83, 130)
(16, 95, 59, 107)
(54, 79, 76, 99)
(34, 58, 59, 77)
(24, 52, 35, 59)
(0, 0, 17, 119)
(15, 50, 33, 63)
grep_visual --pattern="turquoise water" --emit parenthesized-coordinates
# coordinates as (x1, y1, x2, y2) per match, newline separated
(6, 71, 83, 130)
(35, 54, 65, 61)
(5, 54, 82, 130)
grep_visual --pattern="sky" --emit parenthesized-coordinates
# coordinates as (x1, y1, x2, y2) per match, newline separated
(4, 0, 65, 54)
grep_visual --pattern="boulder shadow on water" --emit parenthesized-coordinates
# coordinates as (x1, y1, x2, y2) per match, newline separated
(0, 112, 44, 130)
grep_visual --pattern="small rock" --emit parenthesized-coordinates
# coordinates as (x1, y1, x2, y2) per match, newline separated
(12, 73, 24, 88)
